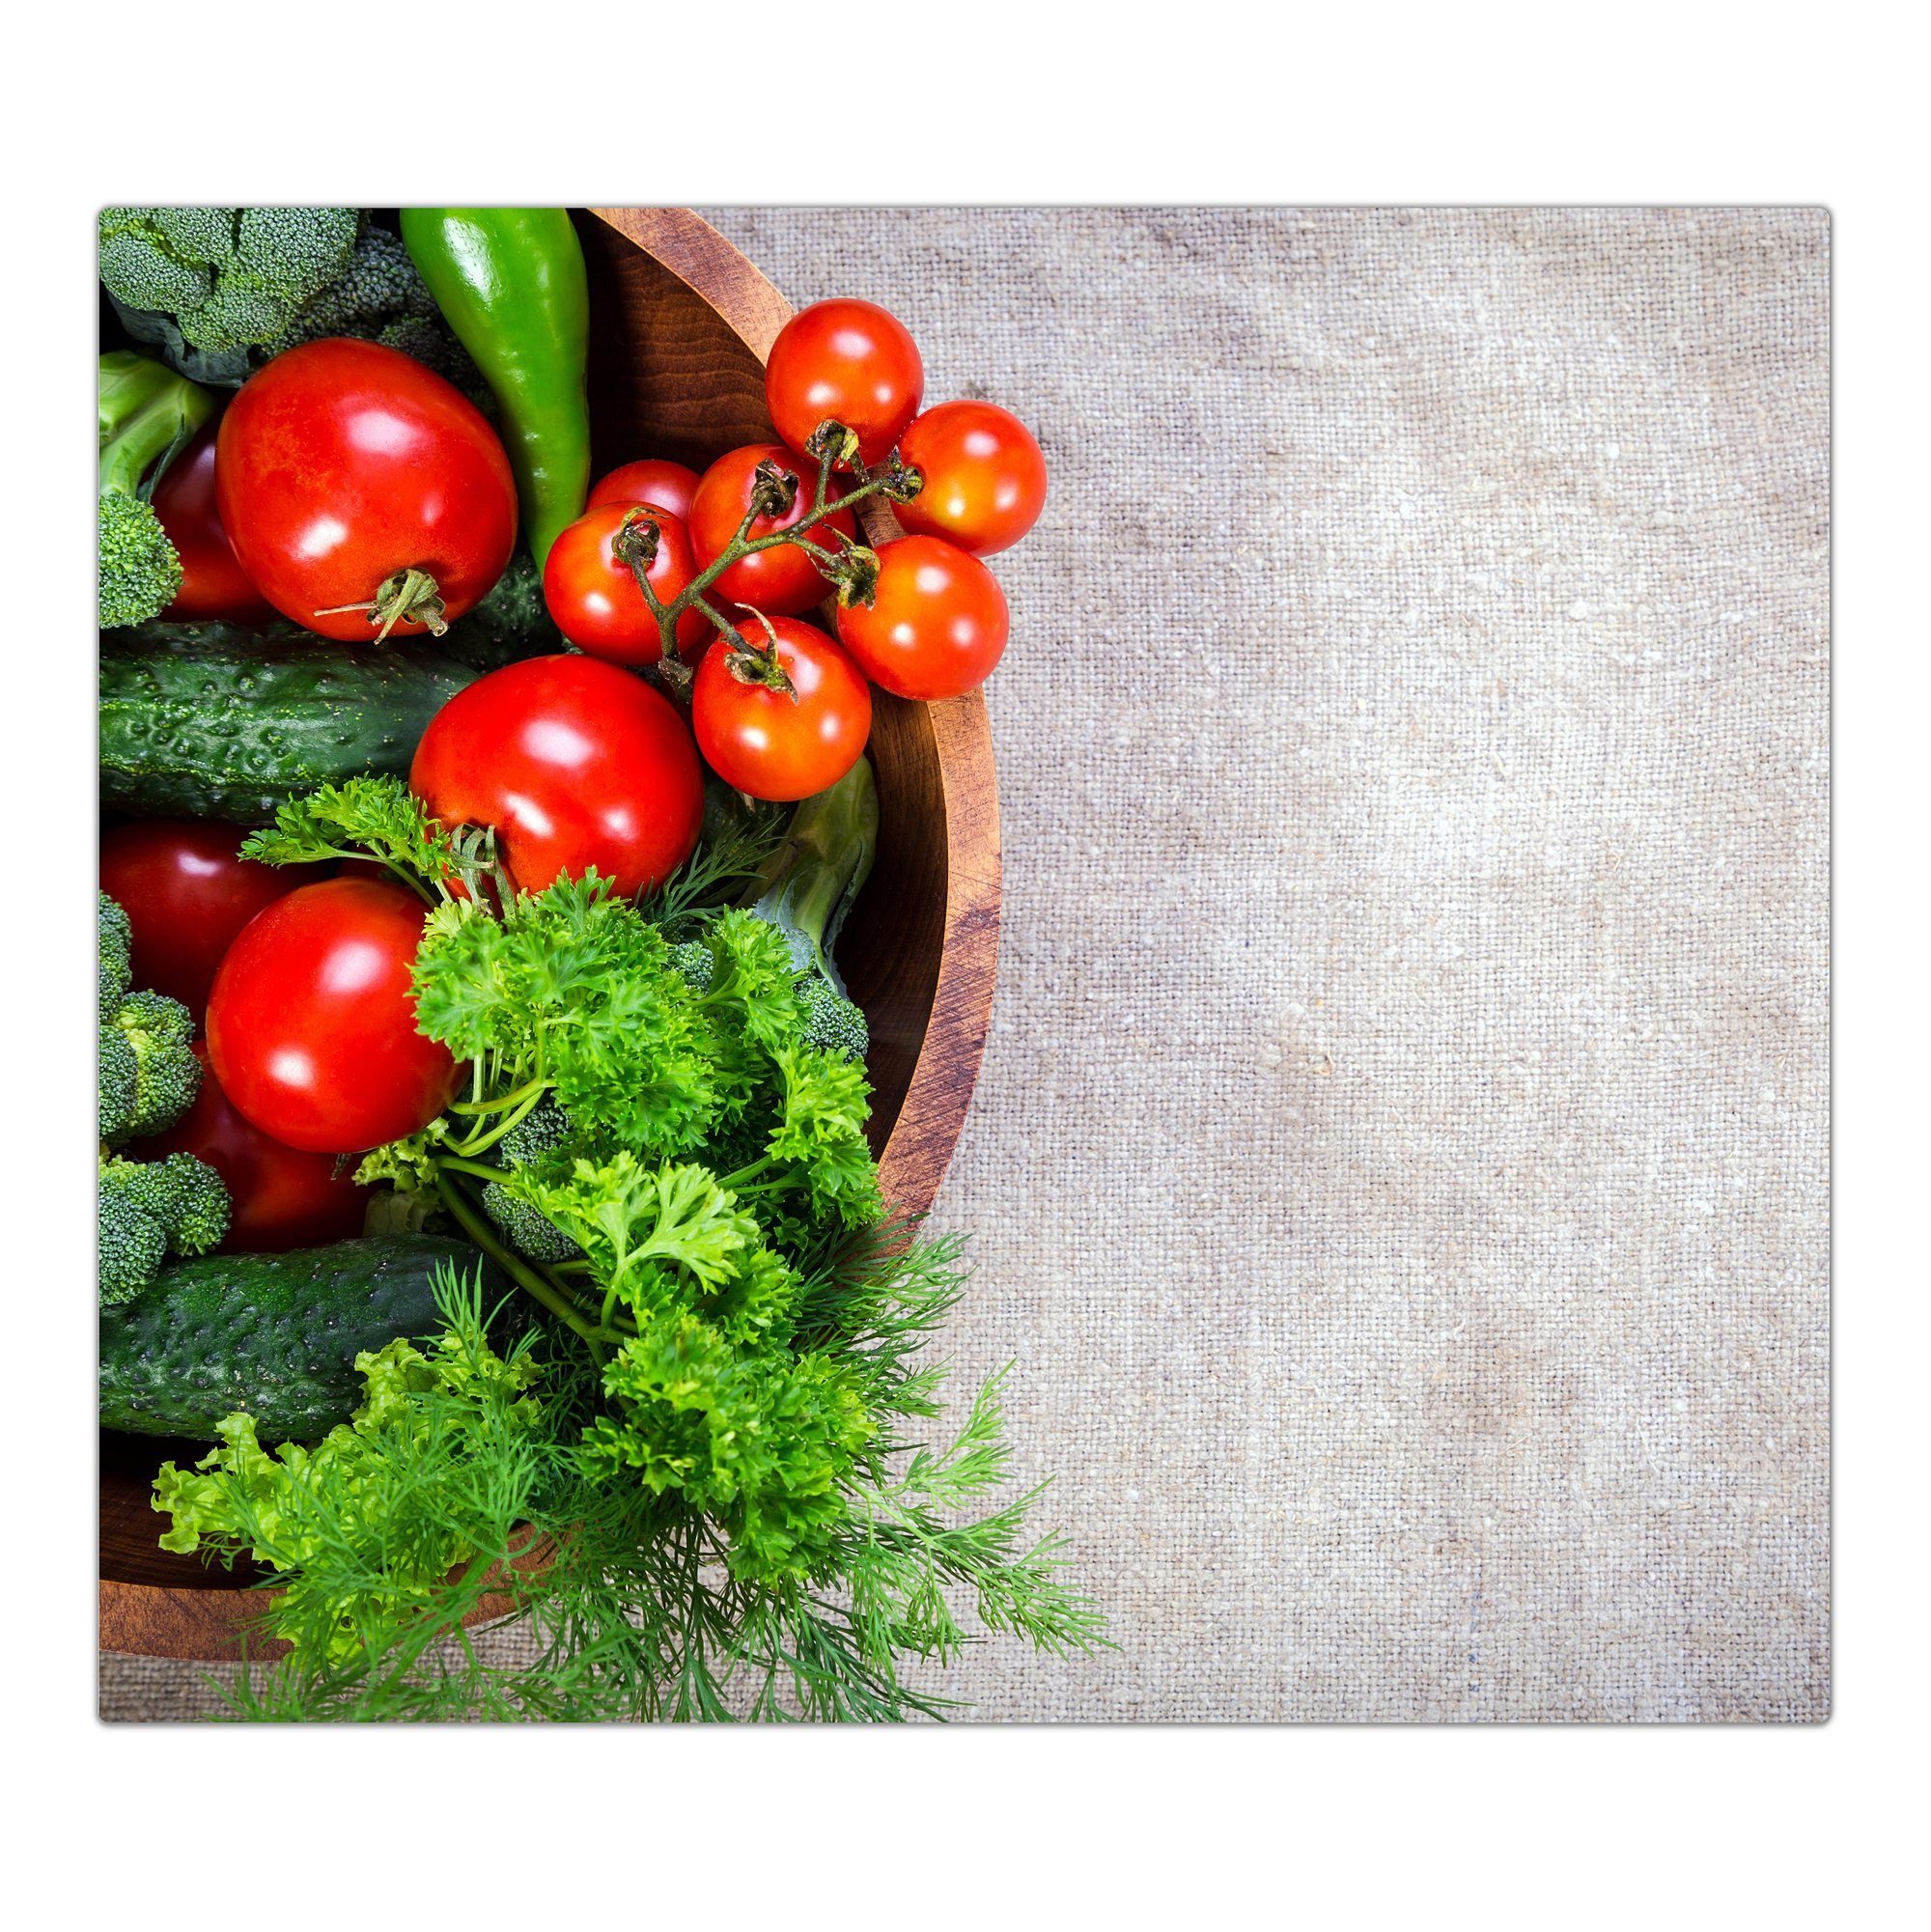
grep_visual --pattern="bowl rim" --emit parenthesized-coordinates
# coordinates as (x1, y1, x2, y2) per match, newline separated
(98, 205, 1001, 1660)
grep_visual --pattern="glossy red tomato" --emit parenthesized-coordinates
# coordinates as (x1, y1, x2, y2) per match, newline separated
(835, 535, 1009, 700)
(588, 458, 701, 521)
(692, 618, 872, 802)
(766, 299, 923, 468)
(216, 338, 518, 642)
(99, 819, 326, 1018)
(411, 656, 704, 896)
(151, 420, 275, 623)
(543, 502, 709, 664)
(687, 444, 855, 617)
(207, 878, 461, 1154)
(142, 1043, 370, 1251)
(897, 401, 1048, 556)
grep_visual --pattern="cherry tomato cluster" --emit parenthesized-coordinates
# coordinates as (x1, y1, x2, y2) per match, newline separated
(107, 296, 1045, 1185)
(542, 296, 1047, 802)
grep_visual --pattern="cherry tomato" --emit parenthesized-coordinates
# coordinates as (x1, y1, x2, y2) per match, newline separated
(687, 444, 855, 617)
(766, 298, 923, 468)
(99, 819, 326, 1019)
(588, 459, 701, 521)
(411, 655, 704, 897)
(692, 618, 872, 802)
(216, 338, 518, 643)
(897, 401, 1048, 556)
(207, 878, 461, 1154)
(151, 420, 275, 624)
(141, 1043, 370, 1251)
(543, 502, 709, 664)
(835, 535, 1009, 701)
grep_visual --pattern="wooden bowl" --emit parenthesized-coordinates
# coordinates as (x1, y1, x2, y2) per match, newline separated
(98, 208, 1002, 1661)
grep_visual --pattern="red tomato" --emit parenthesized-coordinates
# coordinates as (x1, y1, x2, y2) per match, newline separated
(542, 502, 709, 665)
(99, 819, 326, 1019)
(411, 656, 704, 897)
(897, 401, 1048, 556)
(687, 444, 855, 617)
(142, 1043, 370, 1251)
(835, 535, 1009, 700)
(766, 299, 923, 468)
(151, 420, 275, 624)
(588, 459, 701, 521)
(207, 878, 461, 1154)
(692, 618, 872, 802)
(215, 338, 518, 642)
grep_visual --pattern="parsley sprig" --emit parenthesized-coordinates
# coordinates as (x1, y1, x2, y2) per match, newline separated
(164, 778, 1105, 1719)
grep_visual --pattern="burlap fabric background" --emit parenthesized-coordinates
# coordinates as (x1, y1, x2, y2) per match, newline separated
(99, 208, 1829, 1722)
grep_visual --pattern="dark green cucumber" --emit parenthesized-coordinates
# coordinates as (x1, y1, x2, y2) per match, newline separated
(99, 621, 479, 825)
(98, 1237, 506, 1442)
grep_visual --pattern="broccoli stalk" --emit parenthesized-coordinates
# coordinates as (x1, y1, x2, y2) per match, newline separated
(98, 891, 202, 1145)
(98, 1152, 230, 1304)
(743, 759, 880, 1062)
(98, 352, 213, 629)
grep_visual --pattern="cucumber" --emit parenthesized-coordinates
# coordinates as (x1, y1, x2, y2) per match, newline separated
(98, 1237, 507, 1442)
(99, 621, 479, 825)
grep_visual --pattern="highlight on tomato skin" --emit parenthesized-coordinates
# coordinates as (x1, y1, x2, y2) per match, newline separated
(587, 459, 701, 521)
(151, 419, 276, 624)
(835, 534, 1009, 700)
(205, 877, 462, 1155)
(99, 818, 328, 1020)
(139, 1042, 371, 1252)
(766, 298, 924, 469)
(895, 400, 1048, 556)
(692, 616, 872, 803)
(542, 501, 711, 665)
(214, 337, 519, 643)
(686, 443, 857, 617)
(409, 654, 705, 898)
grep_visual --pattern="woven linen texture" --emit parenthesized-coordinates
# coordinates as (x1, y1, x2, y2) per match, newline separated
(99, 207, 1828, 1722)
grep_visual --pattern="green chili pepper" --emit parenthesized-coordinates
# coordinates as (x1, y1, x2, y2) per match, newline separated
(400, 209, 591, 569)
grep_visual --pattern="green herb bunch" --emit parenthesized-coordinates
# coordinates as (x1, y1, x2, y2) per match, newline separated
(155, 777, 1105, 1720)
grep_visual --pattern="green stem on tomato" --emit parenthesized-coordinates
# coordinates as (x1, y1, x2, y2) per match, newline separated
(657, 467, 896, 643)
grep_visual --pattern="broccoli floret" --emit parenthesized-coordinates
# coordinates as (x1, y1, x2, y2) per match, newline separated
(669, 938, 716, 993)
(742, 758, 879, 1064)
(121, 1151, 231, 1251)
(266, 224, 432, 346)
(98, 1153, 230, 1304)
(99, 1027, 139, 1144)
(98, 493, 182, 628)
(253, 226, 478, 392)
(482, 1101, 581, 1262)
(797, 976, 870, 1063)
(99, 207, 358, 353)
(98, 1188, 169, 1305)
(98, 890, 201, 1142)
(98, 351, 213, 629)
(500, 1099, 574, 1169)
(100, 989, 201, 1145)
(482, 1181, 582, 1265)
(98, 209, 218, 314)
(98, 892, 133, 1022)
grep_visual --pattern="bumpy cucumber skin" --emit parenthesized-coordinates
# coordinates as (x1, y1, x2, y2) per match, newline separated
(98, 1237, 504, 1442)
(99, 621, 478, 825)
